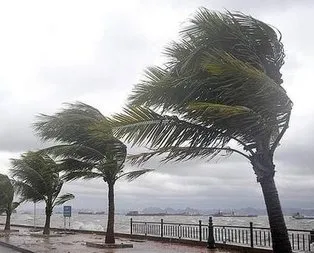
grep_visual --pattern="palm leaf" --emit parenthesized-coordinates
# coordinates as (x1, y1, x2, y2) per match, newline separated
(53, 193, 74, 207)
(111, 106, 232, 149)
(127, 145, 246, 166)
(34, 102, 111, 145)
(118, 169, 154, 181)
(11, 159, 47, 195)
(180, 9, 284, 81)
(40, 144, 105, 162)
(11, 202, 20, 211)
(62, 170, 104, 182)
(12, 180, 44, 203)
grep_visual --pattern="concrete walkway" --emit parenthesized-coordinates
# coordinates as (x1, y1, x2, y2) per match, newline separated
(0, 227, 239, 253)
(0, 245, 18, 252)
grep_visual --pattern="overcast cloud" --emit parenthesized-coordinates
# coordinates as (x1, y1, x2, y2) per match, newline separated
(0, 0, 313, 211)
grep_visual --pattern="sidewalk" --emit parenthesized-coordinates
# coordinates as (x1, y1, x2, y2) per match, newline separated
(0, 227, 238, 253)
(0, 245, 18, 252)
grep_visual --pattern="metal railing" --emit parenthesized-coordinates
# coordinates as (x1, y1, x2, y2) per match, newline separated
(131, 220, 206, 241)
(130, 218, 314, 252)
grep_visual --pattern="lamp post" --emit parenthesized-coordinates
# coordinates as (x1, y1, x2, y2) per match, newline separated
(207, 216, 215, 248)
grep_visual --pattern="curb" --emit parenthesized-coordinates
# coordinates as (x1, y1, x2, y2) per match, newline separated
(0, 240, 34, 253)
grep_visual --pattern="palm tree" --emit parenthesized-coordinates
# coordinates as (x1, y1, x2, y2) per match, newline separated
(10, 152, 74, 235)
(34, 102, 152, 244)
(0, 174, 20, 231)
(108, 9, 293, 253)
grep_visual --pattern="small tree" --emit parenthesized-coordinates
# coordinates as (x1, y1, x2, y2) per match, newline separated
(109, 9, 293, 253)
(0, 174, 20, 230)
(11, 152, 74, 234)
(34, 102, 152, 243)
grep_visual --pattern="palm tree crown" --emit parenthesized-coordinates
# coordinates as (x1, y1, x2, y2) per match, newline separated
(10, 151, 74, 234)
(34, 102, 151, 183)
(0, 174, 14, 208)
(11, 152, 73, 205)
(112, 9, 292, 175)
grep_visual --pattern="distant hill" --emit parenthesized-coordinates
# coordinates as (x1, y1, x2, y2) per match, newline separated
(142, 207, 164, 214)
(136, 207, 314, 216)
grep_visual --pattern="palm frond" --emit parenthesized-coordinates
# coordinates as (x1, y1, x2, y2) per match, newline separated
(0, 174, 14, 207)
(118, 169, 154, 182)
(186, 102, 270, 140)
(62, 170, 103, 182)
(127, 145, 247, 166)
(181, 8, 284, 81)
(111, 106, 231, 149)
(10, 152, 72, 207)
(11, 152, 56, 195)
(59, 158, 96, 173)
(129, 66, 174, 109)
(11, 202, 20, 211)
(34, 102, 111, 145)
(51, 180, 63, 200)
(53, 193, 75, 207)
(12, 180, 44, 203)
(187, 102, 252, 118)
(40, 144, 105, 162)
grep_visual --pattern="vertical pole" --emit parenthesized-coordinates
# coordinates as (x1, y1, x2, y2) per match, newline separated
(33, 202, 36, 228)
(250, 222, 254, 248)
(178, 224, 181, 239)
(310, 230, 314, 251)
(161, 219, 164, 239)
(130, 218, 133, 235)
(69, 217, 71, 230)
(199, 220, 202, 241)
(64, 217, 66, 230)
(207, 216, 215, 249)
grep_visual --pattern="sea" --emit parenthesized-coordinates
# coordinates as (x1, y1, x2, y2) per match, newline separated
(1, 213, 313, 232)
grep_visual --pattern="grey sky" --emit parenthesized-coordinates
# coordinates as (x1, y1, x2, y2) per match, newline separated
(0, 0, 313, 211)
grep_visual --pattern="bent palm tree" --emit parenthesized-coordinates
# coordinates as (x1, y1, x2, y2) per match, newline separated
(109, 9, 292, 253)
(34, 102, 152, 243)
(11, 152, 74, 234)
(0, 174, 20, 230)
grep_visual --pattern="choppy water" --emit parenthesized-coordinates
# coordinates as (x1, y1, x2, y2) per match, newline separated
(1, 213, 314, 233)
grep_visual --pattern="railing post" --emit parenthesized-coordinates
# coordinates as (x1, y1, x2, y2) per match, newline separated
(178, 224, 181, 239)
(310, 229, 314, 251)
(161, 219, 164, 239)
(130, 218, 133, 235)
(199, 220, 202, 241)
(145, 222, 147, 236)
(311, 229, 314, 243)
(207, 216, 215, 249)
(250, 222, 254, 248)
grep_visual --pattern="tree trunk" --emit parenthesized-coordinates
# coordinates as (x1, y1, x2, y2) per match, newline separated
(105, 182, 115, 244)
(251, 151, 292, 253)
(260, 177, 292, 253)
(43, 205, 52, 235)
(4, 211, 11, 231)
